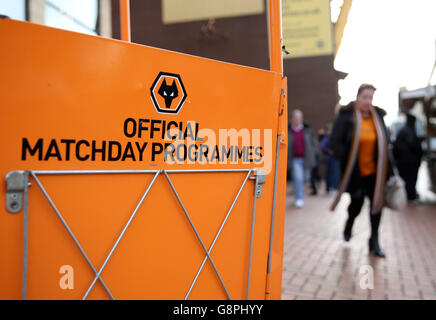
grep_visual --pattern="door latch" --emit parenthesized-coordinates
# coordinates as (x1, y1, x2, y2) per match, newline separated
(5, 171, 28, 213)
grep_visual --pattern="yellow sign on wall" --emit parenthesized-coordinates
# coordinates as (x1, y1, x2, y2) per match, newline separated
(162, 0, 264, 24)
(282, 0, 333, 58)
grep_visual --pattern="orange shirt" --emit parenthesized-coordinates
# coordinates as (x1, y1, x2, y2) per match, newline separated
(358, 116, 377, 176)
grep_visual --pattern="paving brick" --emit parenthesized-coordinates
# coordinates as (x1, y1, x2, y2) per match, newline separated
(385, 292, 404, 300)
(315, 286, 335, 299)
(281, 293, 297, 300)
(301, 282, 320, 294)
(368, 289, 388, 300)
(293, 291, 319, 300)
(323, 273, 342, 285)
(282, 286, 301, 297)
(289, 275, 306, 288)
(421, 289, 436, 300)
(312, 265, 330, 278)
(402, 285, 421, 298)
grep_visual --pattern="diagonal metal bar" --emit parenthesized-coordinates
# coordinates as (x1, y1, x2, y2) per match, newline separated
(163, 170, 232, 300)
(30, 171, 115, 300)
(184, 169, 253, 300)
(82, 170, 161, 300)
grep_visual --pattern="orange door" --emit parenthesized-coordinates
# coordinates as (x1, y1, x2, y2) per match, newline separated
(0, 15, 287, 300)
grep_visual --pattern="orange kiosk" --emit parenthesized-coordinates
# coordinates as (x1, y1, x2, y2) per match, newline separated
(0, 0, 287, 300)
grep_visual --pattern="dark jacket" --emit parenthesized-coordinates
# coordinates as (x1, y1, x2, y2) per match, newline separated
(393, 114, 423, 165)
(287, 123, 319, 175)
(328, 102, 393, 196)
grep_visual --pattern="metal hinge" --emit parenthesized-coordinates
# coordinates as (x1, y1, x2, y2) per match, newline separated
(251, 169, 266, 198)
(5, 171, 28, 213)
(278, 86, 287, 144)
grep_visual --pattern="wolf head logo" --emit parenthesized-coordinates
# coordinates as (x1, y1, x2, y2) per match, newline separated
(158, 79, 179, 108)
(150, 72, 187, 114)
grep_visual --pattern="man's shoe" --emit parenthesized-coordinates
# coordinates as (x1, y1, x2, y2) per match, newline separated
(294, 199, 304, 208)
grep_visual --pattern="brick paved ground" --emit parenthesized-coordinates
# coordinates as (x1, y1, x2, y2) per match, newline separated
(281, 163, 436, 300)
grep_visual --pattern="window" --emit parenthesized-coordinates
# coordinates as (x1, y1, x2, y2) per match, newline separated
(0, 0, 26, 21)
(45, 0, 98, 35)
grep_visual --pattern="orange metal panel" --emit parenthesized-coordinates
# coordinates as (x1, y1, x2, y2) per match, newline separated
(268, 0, 283, 74)
(120, 0, 131, 42)
(0, 18, 287, 300)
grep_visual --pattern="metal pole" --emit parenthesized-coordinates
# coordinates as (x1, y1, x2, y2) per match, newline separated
(265, 133, 281, 299)
(246, 178, 259, 300)
(31, 169, 251, 175)
(32, 170, 159, 175)
(22, 171, 29, 300)
(166, 169, 252, 173)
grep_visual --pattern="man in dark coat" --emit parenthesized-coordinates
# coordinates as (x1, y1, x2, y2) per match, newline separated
(393, 113, 423, 202)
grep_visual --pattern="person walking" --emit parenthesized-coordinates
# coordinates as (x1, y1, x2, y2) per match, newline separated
(310, 129, 326, 195)
(320, 125, 340, 194)
(287, 109, 318, 208)
(393, 113, 423, 203)
(328, 84, 392, 257)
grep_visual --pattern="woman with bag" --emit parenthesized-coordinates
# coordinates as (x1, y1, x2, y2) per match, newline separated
(328, 84, 393, 258)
